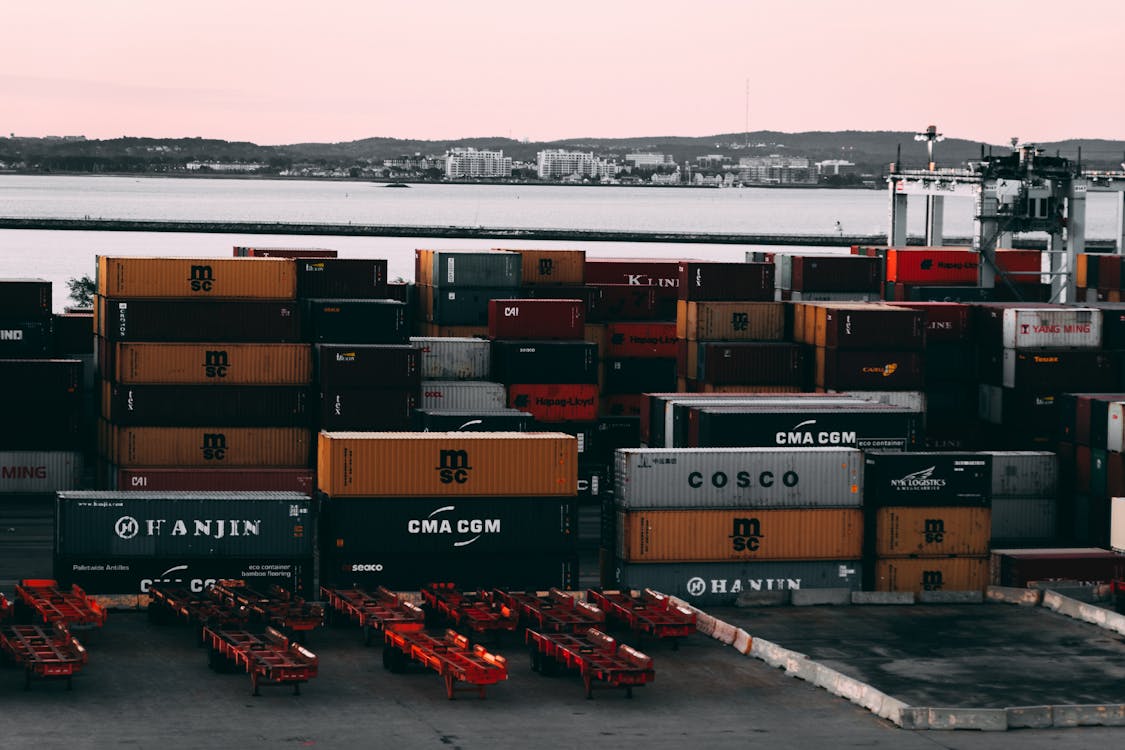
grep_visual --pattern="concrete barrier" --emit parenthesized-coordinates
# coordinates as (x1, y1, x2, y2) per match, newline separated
(791, 588, 851, 606)
(986, 586, 1042, 606)
(732, 628, 753, 655)
(1052, 704, 1125, 727)
(1006, 706, 1053, 729)
(851, 591, 914, 605)
(917, 590, 985, 604)
(918, 708, 1008, 731)
(735, 590, 789, 607)
(1042, 591, 1125, 636)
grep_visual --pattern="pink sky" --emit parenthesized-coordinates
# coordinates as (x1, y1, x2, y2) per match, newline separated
(3, 0, 1123, 146)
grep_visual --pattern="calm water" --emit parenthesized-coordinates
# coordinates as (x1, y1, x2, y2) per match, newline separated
(0, 175, 1119, 312)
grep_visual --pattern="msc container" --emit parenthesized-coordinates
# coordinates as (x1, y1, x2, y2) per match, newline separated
(491, 340, 598, 384)
(508, 383, 598, 422)
(676, 301, 785, 342)
(990, 497, 1057, 542)
(314, 344, 420, 389)
(874, 507, 991, 556)
(863, 452, 991, 507)
(998, 308, 1102, 349)
(420, 381, 506, 411)
(585, 258, 680, 287)
(687, 403, 921, 451)
(986, 451, 1057, 497)
(989, 548, 1125, 587)
(487, 299, 585, 340)
(411, 337, 490, 380)
(0, 319, 51, 357)
(422, 285, 523, 326)
(691, 342, 808, 386)
(319, 550, 576, 591)
(887, 302, 972, 342)
(0, 279, 51, 317)
(303, 299, 408, 344)
(614, 447, 862, 509)
(603, 359, 677, 395)
(101, 383, 312, 426)
(96, 298, 303, 342)
(103, 426, 311, 467)
(113, 343, 311, 385)
(0, 451, 83, 494)
(787, 255, 881, 293)
(874, 557, 988, 593)
(1001, 349, 1118, 391)
(414, 409, 534, 432)
(616, 508, 864, 562)
(295, 258, 387, 298)
(235, 246, 336, 258)
(319, 389, 416, 431)
(96, 256, 296, 298)
(611, 560, 862, 607)
(316, 432, 578, 497)
(113, 468, 314, 494)
(416, 250, 522, 288)
(56, 555, 314, 596)
(319, 496, 576, 556)
(499, 248, 585, 286)
(606, 322, 678, 358)
(676, 262, 773, 301)
(885, 249, 980, 284)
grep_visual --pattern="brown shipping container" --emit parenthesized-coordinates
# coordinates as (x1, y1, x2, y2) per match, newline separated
(886, 302, 972, 343)
(105, 426, 311, 467)
(585, 258, 683, 287)
(487, 299, 585, 340)
(419, 323, 489, 338)
(790, 256, 881, 293)
(875, 557, 989, 593)
(616, 508, 863, 562)
(97, 257, 296, 298)
(812, 304, 925, 349)
(499, 249, 586, 286)
(317, 432, 578, 497)
(692, 342, 808, 386)
(114, 343, 312, 385)
(875, 507, 992, 556)
(677, 262, 774, 301)
(114, 467, 314, 493)
(676, 301, 784, 341)
(816, 348, 925, 390)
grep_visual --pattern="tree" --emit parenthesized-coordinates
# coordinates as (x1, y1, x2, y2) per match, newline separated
(67, 274, 96, 309)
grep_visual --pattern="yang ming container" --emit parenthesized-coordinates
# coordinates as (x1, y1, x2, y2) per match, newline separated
(114, 343, 312, 385)
(612, 560, 862, 606)
(97, 256, 296, 299)
(993, 307, 1101, 349)
(0, 451, 84, 493)
(101, 384, 312, 426)
(420, 381, 506, 411)
(102, 426, 311, 467)
(304, 299, 408, 344)
(863, 452, 991, 507)
(874, 507, 992, 556)
(97, 298, 303, 342)
(411, 337, 491, 380)
(296, 259, 388, 298)
(416, 250, 522, 288)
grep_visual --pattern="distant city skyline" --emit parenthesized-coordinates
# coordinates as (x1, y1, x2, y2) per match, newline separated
(3, 0, 1123, 146)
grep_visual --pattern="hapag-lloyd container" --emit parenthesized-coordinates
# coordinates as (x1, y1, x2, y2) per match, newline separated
(874, 557, 988, 593)
(411, 337, 491, 380)
(416, 250, 522, 288)
(676, 262, 774, 301)
(607, 322, 678, 358)
(101, 383, 312, 426)
(103, 426, 312, 467)
(497, 248, 586, 286)
(420, 381, 507, 411)
(884, 249, 980, 284)
(508, 383, 598, 422)
(616, 508, 863, 562)
(0, 451, 84, 493)
(874, 507, 992, 556)
(114, 343, 312, 385)
(999, 308, 1102, 349)
(97, 298, 303, 341)
(614, 448, 862, 509)
(314, 344, 420, 388)
(113, 468, 314, 493)
(487, 299, 585, 340)
(317, 432, 578, 497)
(295, 259, 388, 298)
(97, 256, 297, 298)
(985, 451, 1057, 497)
(675, 301, 785, 341)
(612, 560, 862, 606)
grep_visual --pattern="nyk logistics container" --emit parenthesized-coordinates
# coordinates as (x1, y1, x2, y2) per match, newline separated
(96, 298, 303, 342)
(102, 426, 311, 467)
(113, 343, 312, 385)
(612, 560, 861, 606)
(314, 344, 420, 388)
(295, 259, 388, 298)
(97, 256, 297, 298)
(113, 468, 314, 493)
(317, 432, 578, 497)
(675, 301, 785, 341)
(0, 451, 83, 493)
(487, 299, 585, 340)
(874, 557, 988, 594)
(101, 383, 312, 426)
(874, 507, 991, 556)
(863, 452, 991, 507)
(614, 448, 862, 509)
(508, 383, 598, 422)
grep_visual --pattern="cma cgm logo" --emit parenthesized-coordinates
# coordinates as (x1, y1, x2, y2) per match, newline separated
(436, 449, 471, 484)
(407, 505, 500, 547)
(189, 265, 214, 292)
(775, 419, 856, 446)
(140, 564, 216, 594)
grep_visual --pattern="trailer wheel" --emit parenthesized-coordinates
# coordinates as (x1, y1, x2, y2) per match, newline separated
(529, 645, 541, 673)
(389, 647, 407, 674)
(540, 654, 559, 677)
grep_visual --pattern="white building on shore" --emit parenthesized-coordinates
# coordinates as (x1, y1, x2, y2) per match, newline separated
(444, 148, 512, 178)
(536, 149, 614, 179)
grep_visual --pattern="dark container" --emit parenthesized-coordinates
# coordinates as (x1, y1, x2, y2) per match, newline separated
(992, 548, 1125, 587)
(296, 258, 388, 299)
(314, 344, 420, 389)
(591, 417, 642, 467)
(790, 256, 881, 293)
(1002, 349, 1118, 391)
(319, 550, 577, 591)
(385, 281, 414, 305)
(533, 421, 598, 459)
(0, 358, 83, 395)
(607, 322, 678, 359)
(888, 302, 972, 342)
(1099, 255, 1122, 290)
(818, 307, 925, 350)
(677, 262, 773, 301)
(0, 319, 52, 357)
(520, 285, 606, 322)
(0, 409, 83, 450)
(922, 342, 975, 381)
(414, 408, 534, 432)
(304, 299, 408, 344)
(584, 258, 681, 287)
(592, 284, 678, 321)
(924, 380, 979, 426)
(487, 298, 585, 340)
(1075, 393, 1125, 447)
(687, 404, 922, 450)
(1090, 303, 1125, 349)
(97, 298, 304, 342)
(578, 463, 606, 502)
(319, 388, 417, 430)
(508, 383, 598, 422)
(817, 348, 925, 390)
(51, 313, 94, 354)
(603, 358, 678, 394)
(491, 340, 598, 384)
(54, 555, 314, 596)
(0, 279, 51, 318)
(888, 284, 996, 303)
(234, 246, 336, 258)
(695, 342, 808, 386)
(424, 286, 523, 326)
(114, 468, 315, 494)
(101, 384, 312, 426)
(864, 451, 992, 507)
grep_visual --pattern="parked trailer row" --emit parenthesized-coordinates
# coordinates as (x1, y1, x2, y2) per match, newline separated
(525, 628, 654, 699)
(15, 579, 106, 629)
(421, 582, 520, 634)
(382, 628, 508, 699)
(320, 586, 425, 645)
(202, 625, 318, 696)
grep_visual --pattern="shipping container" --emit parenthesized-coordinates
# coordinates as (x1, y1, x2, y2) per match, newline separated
(986, 452, 1057, 498)
(497, 248, 585, 286)
(585, 258, 682, 287)
(687, 403, 922, 451)
(991, 497, 1058, 543)
(314, 344, 420, 389)
(487, 299, 585, 340)
(319, 550, 577, 591)
(796, 304, 924, 350)
(0, 279, 51, 318)
(994, 249, 1043, 285)
(676, 301, 785, 342)
(295, 259, 388, 298)
(102, 426, 311, 467)
(603, 358, 677, 395)
(0, 411, 83, 451)
(606, 322, 677, 358)
(786, 255, 882, 293)
(691, 342, 808, 386)
(0, 451, 83, 494)
(101, 383, 312, 426)
(416, 250, 522, 288)
(611, 560, 862, 606)
(522, 286, 606, 321)
(1099, 254, 1123, 290)
(420, 380, 506, 411)
(989, 548, 1125, 587)
(1089, 303, 1125, 349)
(421, 285, 523, 326)
(885, 249, 980, 284)
(96, 298, 303, 342)
(589, 417, 641, 466)
(614, 447, 862, 509)
(0, 358, 82, 395)
(51, 313, 94, 354)
(414, 409, 534, 432)
(319, 389, 417, 431)
(113, 468, 314, 494)
(234, 246, 336, 258)
(977, 386, 1057, 432)
(874, 507, 991, 556)
(676, 262, 773, 301)
(886, 301, 972, 342)
(886, 284, 996, 303)
(1104, 402, 1125, 452)
(508, 383, 599, 422)
(992, 307, 1102, 349)
(616, 508, 863, 562)
(593, 284, 677, 321)
(55, 555, 314, 596)
(1112, 498, 1124, 553)
(304, 299, 408, 344)
(600, 394, 644, 417)
(113, 342, 310, 385)
(317, 432, 578, 497)
(874, 557, 988, 593)
(0, 318, 51, 357)
(97, 256, 296, 298)
(411, 337, 490, 380)
(533, 421, 597, 458)
(863, 452, 991, 507)
(491, 340, 598, 384)
(1001, 349, 1118, 390)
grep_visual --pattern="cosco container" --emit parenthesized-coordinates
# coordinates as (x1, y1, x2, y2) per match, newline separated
(96, 298, 304, 342)
(320, 550, 576, 591)
(616, 508, 864, 562)
(0, 451, 83, 493)
(303, 299, 408, 344)
(411, 337, 491, 380)
(612, 560, 861, 606)
(675, 301, 785, 341)
(487, 299, 585, 340)
(1001, 349, 1118, 391)
(491, 340, 598, 384)
(420, 381, 506, 411)
(295, 258, 388, 298)
(997, 307, 1102, 349)
(317, 432, 578, 497)
(113, 468, 314, 493)
(990, 497, 1057, 542)
(113, 343, 312, 385)
(863, 452, 991, 507)
(97, 256, 297, 298)
(55, 555, 313, 596)
(500, 248, 585, 286)
(101, 384, 312, 426)
(874, 507, 991, 556)
(989, 548, 1125, 587)
(874, 557, 988, 593)
(606, 323, 678, 358)
(615, 447, 862, 509)
(985, 452, 1057, 497)
(508, 383, 599, 422)
(414, 409, 534, 432)
(685, 403, 921, 451)
(0, 318, 51, 357)
(416, 250, 522, 288)
(676, 262, 773, 301)
(0, 278, 51, 317)
(314, 344, 420, 388)
(102, 426, 311, 467)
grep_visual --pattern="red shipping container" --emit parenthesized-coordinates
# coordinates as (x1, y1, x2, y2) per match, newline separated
(676, 262, 773, 301)
(886, 302, 972, 342)
(607, 322, 678, 358)
(487, 298, 585, 340)
(593, 284, 678, 322)
(885, 249, 979, 284)
(584, 258, 684, 287)
(115, 467, 314, 493)
(508, 383, 598, 422)
(1098, 255, 1123, 291)
(995, 249, 1042, 285)
(790, 256, 881, 293)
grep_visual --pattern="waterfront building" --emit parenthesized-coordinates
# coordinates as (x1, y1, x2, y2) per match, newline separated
(536, 149, 614, 180)
(626, 152, 675, 168)
(737, 155, 816, 185)
(444, 148, 513, 179)
(816, 159, 858, 177)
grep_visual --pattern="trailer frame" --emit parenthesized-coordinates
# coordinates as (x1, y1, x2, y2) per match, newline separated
(525, 627, 654, 699)
(382, 627, 508, 700)
(15, 579, 106, 629)
(586, 588, 697, 647)
(0, 622, 88, 690)
(421, 582, 519, 635)
(493, 588, 605, 634)
(320, 586, 424, 644)
(202, 624, 318, 696)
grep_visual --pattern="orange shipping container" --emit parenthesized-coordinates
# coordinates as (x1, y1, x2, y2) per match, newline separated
(676, 301, 785, 341)
(114, 343, 312, 385)
(97, 257, 296, 299)
(498, 248, 586, 285)
(317, 432, 577, 497)
(875, 507, 991, 557)
(104, 426, 311, 467)
(874, 557, 988, 594)
(615, 508, 863, 563)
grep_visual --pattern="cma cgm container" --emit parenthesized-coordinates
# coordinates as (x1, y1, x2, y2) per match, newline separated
(113, 468, 314, 493)
(500, 248, 585, 286)
(0, 451, 84, 493)
(863, 452, 991, 507)
(113, 343, 312, 385)
(487, 299, 585, 340)
(101, 384, 312, 426)
(102, 426, 311, 467)
(664, 396, 865, 450)
(96, 298, 304, 342)
(676, 262, 773, 301)
(416, 250, 521, 288)
(420, 381, 506, 411)
(614, 448, 862, 509)
(616, 508, 863, 562)
(295, 259, 388, 298)
(314, 345, 420, 388)
(411, 337, 491, 380)
(874, 507, 992, 556)
(317, 432, 578, 497)
(676, 301, 785, 342)
(0, 279, 51, 317)
(686, 403, 921, 451)
(97, 256, 297, 298)
(303, 299, 408, 344)
(414, 408, 534, 432)
(874, 557, 988, 594)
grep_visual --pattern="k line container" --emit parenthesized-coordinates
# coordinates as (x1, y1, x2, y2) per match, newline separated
(676, 262, 773, 301)
(615, 508, 864, 562)
(113, 343, 312, 385)
(986, 451, 1057, 497)
(874, 557, 988, 593)
(103, 426, 311, 467)
(101, 383, 312, 426)
(675, 301, 785, 341)
(0, 319, 51, 357)
(612, 560, 862, 606)
(491, 340, 598, 384)
(998, 308, 1102, 349)
(991, 497, 1057, 541)
(887, 301, 972, 342)
(97, 256, 297, 298)
(113, 468, 314, 493)
(420, 381, 507, 411)
(295, 259, 388, 298)
(97, 298, 303, 342)
(411, 337, 491, 380)
(989, 548, 1125, 587)
(594, 284, 677, 322)
(303, 299, 408, 344)
(874, 507, 991, 556)
(314, 345, 420, 389)
(317, 432, 578, 497)
(584, 258, 681, 287)
(508, 383, 599, 422)
(614, 447, 863, 509)
(416, 250, 522, 288)
(863, 452, 991, 507)
(0, 279, 51, 317)
(0, 451, 84, 493)
(487, 299, 585, 340)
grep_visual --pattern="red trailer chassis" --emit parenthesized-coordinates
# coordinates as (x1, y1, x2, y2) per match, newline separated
(202, 625, 318, 696)
(422, 582, 519, 635)
(0, 622, 88, 690)
(586, 588, 697, 647)
(382, 627, 508, 700)
(525, 627, 654, 699)
(494, 588, 605, 634)
(15, 579, 106, 629)
(321, 586, 424, 644)
(210, 580, 324, 636)
(147, 585, 248, 640)
(0, 593, 11, 623)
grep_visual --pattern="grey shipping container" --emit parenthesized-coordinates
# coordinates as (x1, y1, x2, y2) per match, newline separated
(414, 408, 534, 432)
(425, 251, 522, 288)
(0, 451, 84, 494)
(985, 451, 1057, 497)
(411, 337, 491, 380)
(420, 380, 507, 411)
(990, 497, 1058, 542)
(426, 287, 523, 326)
(614, 447, 863, 509)
(55, 555, 313, 596)
(612, 560, 862, 607)
(55, 492, 314, 558)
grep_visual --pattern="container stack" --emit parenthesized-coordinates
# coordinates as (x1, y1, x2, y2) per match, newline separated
(94, 257, 315, 492)
(583, 258, 679, 324)
(317, 432, 579, 590)
(414, 249, 522, 336)
(0, 279, 86, 495)
(879, 247, 982, 302)
(771, 253, 882, 302)
(1055, 392, 1125, 546)
(864, 452, 992, 594)
(985, 451, 1059, 547)
(609, 447, 864, 606)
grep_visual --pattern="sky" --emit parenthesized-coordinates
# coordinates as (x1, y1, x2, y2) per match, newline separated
(2, 0, 1123, 146)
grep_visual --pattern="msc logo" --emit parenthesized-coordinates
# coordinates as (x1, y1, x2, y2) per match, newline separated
(922, 570, 944, 591)
(923, 518, 945, 544)
(730, 517, 763, 552)
(189, 265, 215, 292)
(436, 449, 471, 484)
(201, 433, 228, 461)
(538, 258, 553, 276)
(203, 350, 229, 378)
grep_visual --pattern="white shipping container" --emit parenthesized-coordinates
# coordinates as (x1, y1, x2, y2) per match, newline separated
(1001, 308, 1101, 349)
(661, 396, 862, 449)
(991, 496, 1058, 542)
(985, 452, 1057, 497)
(411, 337, 491, 380)
(615, 447, 863, 509)
(0, 451, 84, 494)
(1112, 498, 1125, 553)
(1107, 403, 1125, 453)
(835, 390, 926, 414)
(420, 380, 507, 411)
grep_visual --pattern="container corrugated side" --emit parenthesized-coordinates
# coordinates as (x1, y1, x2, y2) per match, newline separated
(422, 251, 522, 288)
(1000, 308, 1102, 349)
(105, 426, 311, 467)
(97, 256, 296, 298)
(317, 432, 577, 497)
(56, 555, 313, 596)
(874, 557, 988, 593)
(614, 447, 862, 509)
(420, 381, 507, 411)
(0, 451, 83, 493)
(615, 508, 863, 562)
(411, 337, 491, 379)
(612, 560, 861, 606)
(1112, 497, 1125, 553)
(501, 248, 585, 286)
(874, 507, 991, 556)
(986, 451, 1057, 497)
(675, 301, 785, 341)
(114, 343, 312, 385)
(991, 497, 1058, 542)
(113, 468, 314, 493)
